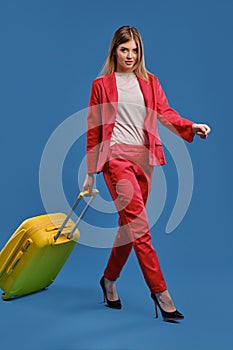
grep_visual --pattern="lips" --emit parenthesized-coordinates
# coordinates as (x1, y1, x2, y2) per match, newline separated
(125, 61, 134, 65)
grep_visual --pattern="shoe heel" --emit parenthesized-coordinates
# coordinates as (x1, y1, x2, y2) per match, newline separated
(151, 293, 184, 321)
(99, 276, 122, 310)
(154, 301, 158, 318)
(103, 292, 106, 303)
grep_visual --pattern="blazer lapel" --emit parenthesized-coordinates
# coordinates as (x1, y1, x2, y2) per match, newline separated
(137, 76, 158, 137)
(103, 73, 118, 107)
(137, 76, 152, 109)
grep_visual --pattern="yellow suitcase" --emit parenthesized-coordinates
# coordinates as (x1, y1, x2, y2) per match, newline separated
(0, 190, 98, 300)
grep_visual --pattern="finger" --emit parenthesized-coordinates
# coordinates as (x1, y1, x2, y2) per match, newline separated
(200, 134, 207, 139)
(83, 183, 90, 192)
(197, 126, 209, 136)
(202, 124, 211, 135)
(88, 184, 94, 195)
(82, 186, 88, 193)
(197, 131, 205, 136)
(199, 126, 208, 134)
(206, 126, 211, 134)
(198, 132, 208, 139)
(196, 131, 207, 139)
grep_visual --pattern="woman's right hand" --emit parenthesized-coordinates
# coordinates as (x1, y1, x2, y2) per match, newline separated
(82, 173, 95, 194)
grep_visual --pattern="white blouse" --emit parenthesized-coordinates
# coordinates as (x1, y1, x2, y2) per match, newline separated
(110, 72, 148, 146)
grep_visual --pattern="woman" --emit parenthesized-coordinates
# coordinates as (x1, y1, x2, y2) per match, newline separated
(83, 26, 210, 321)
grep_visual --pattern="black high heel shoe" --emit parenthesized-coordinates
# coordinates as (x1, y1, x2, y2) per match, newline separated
(151, 293, 184, 321)
(100, 276, 122, 309)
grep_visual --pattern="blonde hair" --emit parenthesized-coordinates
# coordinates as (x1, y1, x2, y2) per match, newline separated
(101, 26, 150, 81)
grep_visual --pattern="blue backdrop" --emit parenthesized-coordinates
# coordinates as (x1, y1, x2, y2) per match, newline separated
(0, 1, 232, 349)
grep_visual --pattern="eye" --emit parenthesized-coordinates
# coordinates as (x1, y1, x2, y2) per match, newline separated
(133, 48, 138, 54)
(120, 48, 128, 53)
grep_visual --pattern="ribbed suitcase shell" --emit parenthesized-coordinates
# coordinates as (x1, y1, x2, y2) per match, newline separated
(0, 213, 80, 300)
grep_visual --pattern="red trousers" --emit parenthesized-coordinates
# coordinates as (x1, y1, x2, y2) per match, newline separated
(103, 144, 167, 293)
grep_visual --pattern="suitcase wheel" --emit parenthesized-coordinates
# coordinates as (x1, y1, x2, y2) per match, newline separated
(2, 293, 10, 301)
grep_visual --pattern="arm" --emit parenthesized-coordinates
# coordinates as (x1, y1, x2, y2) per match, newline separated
(155, 77, 211, 140)
(83, 81, 102, 193)
(155, 77, 195, 142)
(86, 80, 102, 173)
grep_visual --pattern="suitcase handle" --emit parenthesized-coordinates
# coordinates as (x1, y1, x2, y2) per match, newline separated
(54, 189, 98, 242)
(78, 190, 98, 199)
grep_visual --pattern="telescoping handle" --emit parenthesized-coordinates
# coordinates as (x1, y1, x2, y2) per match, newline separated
(54, 189, 99, 242)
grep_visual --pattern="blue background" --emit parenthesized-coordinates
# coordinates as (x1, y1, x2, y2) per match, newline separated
(0, 0, 232, 349)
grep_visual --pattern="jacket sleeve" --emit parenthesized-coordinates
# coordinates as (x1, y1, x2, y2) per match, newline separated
(155, 77, 195, 142)
(86, 80, 102, 174)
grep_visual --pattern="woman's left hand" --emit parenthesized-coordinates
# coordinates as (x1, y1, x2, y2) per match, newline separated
(192, 123, 211, 139)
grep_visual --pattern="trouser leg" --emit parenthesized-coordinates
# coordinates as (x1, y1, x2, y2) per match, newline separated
(103, 146, 167, 293)
(104, 225, 133, 281)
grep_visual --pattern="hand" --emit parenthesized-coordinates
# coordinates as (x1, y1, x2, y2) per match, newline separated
(82, 174, 94, 195)
(192, 123, 211, 139)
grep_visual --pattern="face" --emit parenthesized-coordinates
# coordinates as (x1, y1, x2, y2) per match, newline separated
(115, 39, 138, 73)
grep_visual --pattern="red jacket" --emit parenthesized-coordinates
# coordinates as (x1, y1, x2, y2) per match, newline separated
(86, 72, 195, 174)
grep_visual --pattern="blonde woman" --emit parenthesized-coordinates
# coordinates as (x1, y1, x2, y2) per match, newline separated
(83, 26, 210, 321)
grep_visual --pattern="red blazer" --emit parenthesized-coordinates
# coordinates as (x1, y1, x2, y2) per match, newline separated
(86, 72, 195, 174)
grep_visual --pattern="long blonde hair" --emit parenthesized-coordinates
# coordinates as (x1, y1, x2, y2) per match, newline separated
(101, 26, 150, 81)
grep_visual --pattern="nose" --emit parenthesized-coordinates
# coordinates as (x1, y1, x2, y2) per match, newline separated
(127, 50, 133, 58)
